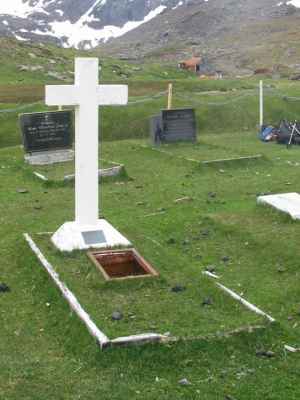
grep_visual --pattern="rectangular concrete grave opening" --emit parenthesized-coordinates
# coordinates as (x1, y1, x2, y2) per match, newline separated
(88, 249, 159, 281)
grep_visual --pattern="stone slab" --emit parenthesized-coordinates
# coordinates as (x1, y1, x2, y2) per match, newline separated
(25, 149, 74, 165)
(257, 192, 300, 220)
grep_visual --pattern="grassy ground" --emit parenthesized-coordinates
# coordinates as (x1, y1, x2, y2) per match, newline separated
(31, 158, 117, 182)
(1, 131, 300, 399)
(1, 78, 300, 148)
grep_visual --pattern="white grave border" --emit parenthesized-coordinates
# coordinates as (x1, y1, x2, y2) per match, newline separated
(24, 234, 275, 350)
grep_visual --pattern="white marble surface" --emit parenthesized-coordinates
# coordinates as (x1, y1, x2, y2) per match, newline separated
(45, 58, 129, 251)
(51, 219, 131, 252)
(25, 149, 74, 165)
(257, 192, 300, 220)
(45, 58, 128, 226)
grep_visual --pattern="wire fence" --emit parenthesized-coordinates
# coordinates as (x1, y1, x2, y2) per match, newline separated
(0, 87, 300, 114)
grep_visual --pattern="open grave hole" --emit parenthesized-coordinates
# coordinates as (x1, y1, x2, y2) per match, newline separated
(88, 249, 159, 281)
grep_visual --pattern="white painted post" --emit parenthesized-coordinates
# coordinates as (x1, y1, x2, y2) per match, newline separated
(259, 80, 264, 128)
(167, 83, 173, 110)
(45, 58, 130, 251)
(74, 59, 99, 225)
(46, 58, 128, 226)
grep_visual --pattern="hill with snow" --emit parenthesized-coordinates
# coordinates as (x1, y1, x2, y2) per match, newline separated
(0, 0, 187, 49)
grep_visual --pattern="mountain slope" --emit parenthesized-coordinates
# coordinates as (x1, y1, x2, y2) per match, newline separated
(0, 0, 186, 49)
(101, 0, 300, 76)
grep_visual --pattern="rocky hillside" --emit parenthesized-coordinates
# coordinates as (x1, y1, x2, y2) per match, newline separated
(0, 0, 186, 49)
(102, 0, 300, 76)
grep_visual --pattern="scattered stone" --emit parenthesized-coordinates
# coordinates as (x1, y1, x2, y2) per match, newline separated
(157, 207, 166, 212)
(111, 311, 123, 321)
(277, 266, 286, 273)
(202, 297, 213, 306)
(256, 350, 275, 358)
(208, 192, 217, 198)
(182, 239, 190, 246)
(47, 71, 66, 80)
(136, 201, 145, 206)
(0, 283, 10, 293)
(288, 316, 293, 321)
(171, 285, 186, 293)
(178, 378, 191, 386)
(166, 237, 176, 245)
(174, 196, 193, 203)
(17, 188, 28, 194)
(222, 256, 230, 263)
(205, 265, 216, 273)
(201, 229, 210, 237)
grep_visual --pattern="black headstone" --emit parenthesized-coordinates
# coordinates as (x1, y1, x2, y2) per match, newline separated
(20, 110, 73, 153)
(150, 108, 196, 145)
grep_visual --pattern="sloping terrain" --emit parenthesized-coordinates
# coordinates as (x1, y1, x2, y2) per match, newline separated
(0, 0, 186, 48)
(102, 0, 300, 76)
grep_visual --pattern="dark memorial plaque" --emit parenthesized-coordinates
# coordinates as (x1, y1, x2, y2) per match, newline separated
(20, 110, 73, 153)
(150, 108, 196, 145)
(162, 108, 196, 143)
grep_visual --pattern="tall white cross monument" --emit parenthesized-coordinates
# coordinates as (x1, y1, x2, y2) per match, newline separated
(46, 58, 131, 252)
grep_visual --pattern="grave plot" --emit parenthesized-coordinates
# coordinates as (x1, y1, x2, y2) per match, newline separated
(143, 133, 265, 167)
(29, 158, 125, 183)
(29, 233, 267, 342)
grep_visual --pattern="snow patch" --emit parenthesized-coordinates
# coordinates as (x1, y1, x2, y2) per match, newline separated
(49, 5, 167, 49)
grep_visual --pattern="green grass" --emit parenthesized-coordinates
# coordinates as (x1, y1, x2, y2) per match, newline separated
(1, 78, 300, 149)
(30, 158, 118, 182)
(1, 131, 300, 399)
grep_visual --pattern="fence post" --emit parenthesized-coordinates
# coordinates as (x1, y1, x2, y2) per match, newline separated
(259, 80, 263, 128)
(167, 83, 173, 110)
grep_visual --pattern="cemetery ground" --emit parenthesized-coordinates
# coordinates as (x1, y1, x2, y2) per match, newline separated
(1, 129, 300, 399)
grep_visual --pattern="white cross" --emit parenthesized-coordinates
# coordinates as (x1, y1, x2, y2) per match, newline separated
(45, 58, 128, 226)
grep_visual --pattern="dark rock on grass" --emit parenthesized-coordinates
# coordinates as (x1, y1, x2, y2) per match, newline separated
(201, 229, 210, 237)
(205, 265, 216, 273)
(256, 350, 275, 358)
(277, 266, 286, 273)
(171, 285, 186, 293)
(0, 283, 10, 293)
(182, 239, 190, 246)
(166, 237, 176, 245)
(111, 311, 123, 321)
(202, 297, 213, 306)
(208, 192, 217, 198)
(222, 256, 230, 263)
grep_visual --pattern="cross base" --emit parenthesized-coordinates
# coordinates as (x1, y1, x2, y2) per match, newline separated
(51, 219, 131, 252)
